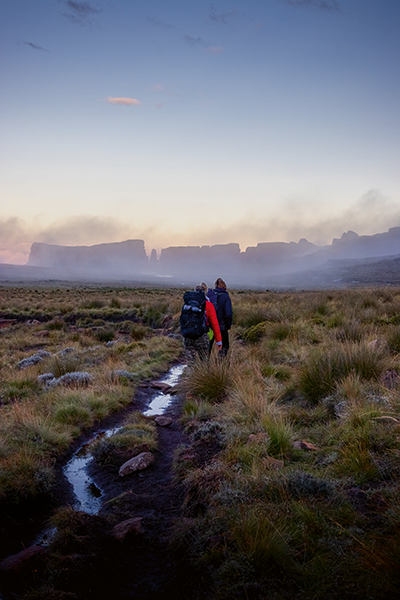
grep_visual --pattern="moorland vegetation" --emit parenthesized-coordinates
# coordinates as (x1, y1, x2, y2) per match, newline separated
(1, 284, 400, 599)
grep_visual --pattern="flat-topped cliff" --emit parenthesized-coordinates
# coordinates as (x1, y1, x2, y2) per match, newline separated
(27, 240, 148, 271)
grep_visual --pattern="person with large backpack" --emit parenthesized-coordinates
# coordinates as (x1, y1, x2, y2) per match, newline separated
(210, 278, 233, 357)
(180, 285, 222, 361)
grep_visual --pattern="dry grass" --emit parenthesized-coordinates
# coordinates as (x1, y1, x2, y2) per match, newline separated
(2, 284, 400, 598)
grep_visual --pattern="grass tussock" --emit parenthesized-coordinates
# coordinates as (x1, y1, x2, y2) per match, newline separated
(179, 354, 234, 403)
(299, 341, 388, 403)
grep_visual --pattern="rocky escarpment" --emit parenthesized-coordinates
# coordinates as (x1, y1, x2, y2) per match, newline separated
(27, 239, 148, 273)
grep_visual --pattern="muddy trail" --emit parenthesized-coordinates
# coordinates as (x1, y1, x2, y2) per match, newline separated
(0, 365, 204, 600)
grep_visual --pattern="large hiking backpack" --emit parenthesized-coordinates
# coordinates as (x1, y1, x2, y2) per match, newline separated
(179, 291, 208, 339)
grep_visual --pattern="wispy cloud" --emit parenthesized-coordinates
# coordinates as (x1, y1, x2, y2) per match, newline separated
(208, 4, 237, 24)
(183, 36, 223, 53)
(23, 41, 49, 52)
(60, 1, 102, 26)
(183, 35, 208, 47)
(146, 16, 174, 29)
(107, 97, 140, 106)
(286, 0, 341, 12)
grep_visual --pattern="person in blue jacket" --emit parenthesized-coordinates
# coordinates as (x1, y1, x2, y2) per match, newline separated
(211, 278, 232, 357)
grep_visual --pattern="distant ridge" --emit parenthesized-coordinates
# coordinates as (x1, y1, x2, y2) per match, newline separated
(27, 240, 147, 272)
(18, 226, 400, 288)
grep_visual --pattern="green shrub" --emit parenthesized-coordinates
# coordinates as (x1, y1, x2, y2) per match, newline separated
(110, 296, 122, 308)
(46, 318, 66, 331)
(243, 322, 267, 343)
(1, 378, 41, 403)
(299, 343, 387, 403)
(130, 323, 149, 340)
(261, 364, 291, 381)
(54, 402, 93, 428)
(270, 322, 293, 341)
(262, 414, 294, 458)
(95, 328, 115, 343)
(83, 299, 105, 309)
(286, 470, 335, 499)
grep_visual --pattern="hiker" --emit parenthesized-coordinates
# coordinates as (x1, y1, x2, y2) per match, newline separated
(180, 285, 222, 362)
(203, 282, 217, 308)
(210, 278, 233, 357)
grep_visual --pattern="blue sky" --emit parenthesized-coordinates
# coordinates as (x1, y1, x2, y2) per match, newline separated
(1, 0, 399, 263)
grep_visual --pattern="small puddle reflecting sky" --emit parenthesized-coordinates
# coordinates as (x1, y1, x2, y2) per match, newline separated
(143, 364, 186, 416)
(63, 363, 186, 515)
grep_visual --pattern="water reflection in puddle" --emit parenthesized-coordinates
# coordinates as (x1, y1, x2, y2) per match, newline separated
(63, 363, 186, 514)
(144, 364, 186, 417)
(64, 428, 118, 515)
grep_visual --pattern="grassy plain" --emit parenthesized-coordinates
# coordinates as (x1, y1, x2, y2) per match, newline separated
(1, 285, 400, 599)
(177, 287, 400, 599)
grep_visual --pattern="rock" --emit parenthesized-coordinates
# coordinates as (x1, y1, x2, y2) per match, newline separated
(263, 456, 284, 470)
(18, 350, 51, 369)
(112, 517, 144, 541)
(48, 371, 93, 387)
(380, 369, 400, 389)
(0, 545, 45, 575)
(37, 373, 56, 384)
(58, 347, 75, 355)
(33, 330, 50, 337)
(154, 416, 172, 427)
(149, 381, 172, 393)
(368, 338, 388, 352)
(119, 452, 155, 476)
(293, 439, 318, 451)
(247, 432, 270, 445)
(0, 319, 17, 329)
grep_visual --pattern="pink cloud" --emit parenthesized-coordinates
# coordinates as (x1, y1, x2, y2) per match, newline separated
(107, 97, 140, 105)
(207, 46, 224, 54)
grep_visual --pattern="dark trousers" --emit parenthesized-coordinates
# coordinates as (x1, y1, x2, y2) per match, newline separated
(209, 330, 229, 357)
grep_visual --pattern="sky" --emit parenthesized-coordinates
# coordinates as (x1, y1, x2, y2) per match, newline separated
(1, 0, 400, 264)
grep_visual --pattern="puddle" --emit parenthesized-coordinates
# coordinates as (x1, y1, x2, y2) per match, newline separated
(62, 363, 186, 515)
(144, 364, 186, 416)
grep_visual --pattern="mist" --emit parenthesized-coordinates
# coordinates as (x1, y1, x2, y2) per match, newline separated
(1, 224, 400, 290)
(1, 190, 399, 267)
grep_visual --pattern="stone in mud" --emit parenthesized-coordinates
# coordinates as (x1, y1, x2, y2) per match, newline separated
(0, 545, 45, 575)
(293, 439, 318, 451)
(154, 416, 173, 427)
(149, 381, 172, 393)
(119, 452, 155, 476)
(112, 517, 144, 541)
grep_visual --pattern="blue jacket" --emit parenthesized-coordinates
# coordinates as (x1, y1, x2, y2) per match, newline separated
(207, 288, 218, 308)
(213, 288, 233, 331)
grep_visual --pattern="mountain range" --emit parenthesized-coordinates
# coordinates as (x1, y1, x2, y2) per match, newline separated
(1, 227, 400, 288)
